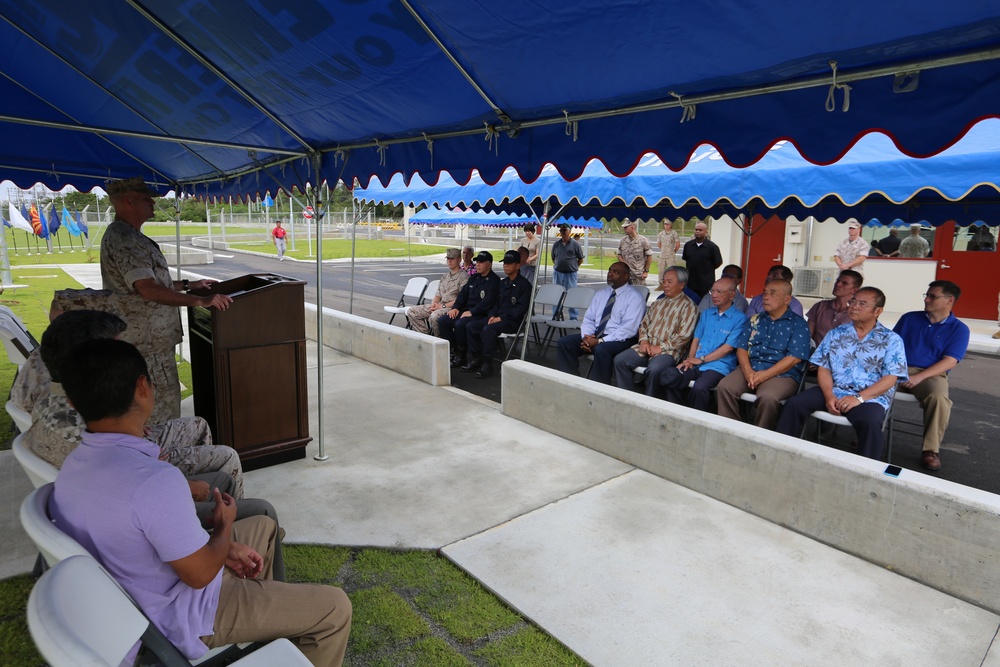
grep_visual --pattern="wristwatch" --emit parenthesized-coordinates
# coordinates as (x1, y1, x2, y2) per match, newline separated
(182, 279, 190, 291)
(854, 395, 865, 403)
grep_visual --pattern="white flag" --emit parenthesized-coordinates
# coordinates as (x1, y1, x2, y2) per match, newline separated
(7, 202, 33, 233)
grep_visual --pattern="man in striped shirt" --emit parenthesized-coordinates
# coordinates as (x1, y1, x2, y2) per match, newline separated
(612, 266, 699, 396)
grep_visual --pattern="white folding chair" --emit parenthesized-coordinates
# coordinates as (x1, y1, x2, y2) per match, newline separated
(422, 279, 440, 305)
(803, 399, 896, 463)
(12, 433, 59, 488)
(538, 286, 595, 353)
(0, 305, 33, 337)
(0, 313, 36, 366)
(888, 389, 923, 443)
(28, 555, 312, 667)
(6, 399, 33, 433)
(528, 284, 566, 345)
(20, 483, 90, 572)
(383, 277, 429, 327)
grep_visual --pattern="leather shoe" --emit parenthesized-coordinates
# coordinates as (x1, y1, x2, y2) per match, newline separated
(921, 451, 942, 471)
(460, 357, 483, 373)
(475, 360, 494, 378)
(450, 353, 466, 368)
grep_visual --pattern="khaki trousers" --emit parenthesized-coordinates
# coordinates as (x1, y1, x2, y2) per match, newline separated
(902, 367, 952, 453)
(717, 370, 798, 430)
(146, 349, 181, 424)
(203, 516, 352, 666)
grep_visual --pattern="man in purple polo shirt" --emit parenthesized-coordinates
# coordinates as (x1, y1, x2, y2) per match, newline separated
(51, 339, 351, 666)
(892, 280, 970, 471)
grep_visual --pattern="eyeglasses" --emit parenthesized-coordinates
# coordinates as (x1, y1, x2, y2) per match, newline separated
(848, 299, 874, 308)
(923, 293, 949, 300)
(709, 288, 734, 295)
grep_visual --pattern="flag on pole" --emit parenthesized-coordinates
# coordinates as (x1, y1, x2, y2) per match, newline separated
(263, 193, 274, 208)
(75, 210, 89, 237)
(8, 202, 34, 232)
(29, 205, 43, 236)
(36, 205, 51, 239)
(49, 206, 63, 235)
(63, 207, 81, 236)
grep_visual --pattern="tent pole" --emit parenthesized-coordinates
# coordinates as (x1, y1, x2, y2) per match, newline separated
(313, 157, 329, 462)
(349, 189, 357, 314)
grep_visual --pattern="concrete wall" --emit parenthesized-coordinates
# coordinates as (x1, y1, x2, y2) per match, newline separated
(159, 243, 213, 265)
(501, 360, 1000, 613)
(303, 303, 450, 386)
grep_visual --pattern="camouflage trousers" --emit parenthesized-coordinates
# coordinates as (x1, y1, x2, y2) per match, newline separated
(146, 348, 182, 425)
(406, 304, 449, 335)
(150, 416, 245, 500)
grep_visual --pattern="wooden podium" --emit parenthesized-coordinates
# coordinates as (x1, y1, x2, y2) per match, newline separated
(187, 273, 310, 469)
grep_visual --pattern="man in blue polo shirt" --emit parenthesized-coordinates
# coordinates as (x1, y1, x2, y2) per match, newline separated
(660, 277, 747, 411)
(892, 280, 970, 471)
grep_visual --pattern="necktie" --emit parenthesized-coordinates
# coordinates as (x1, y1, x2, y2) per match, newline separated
(594, 289, 616, 338)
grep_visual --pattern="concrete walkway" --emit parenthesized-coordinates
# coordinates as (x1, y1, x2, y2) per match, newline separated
(5, 262, 1000, 665)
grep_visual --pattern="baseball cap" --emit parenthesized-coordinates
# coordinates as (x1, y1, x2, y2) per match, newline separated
(106, 176, 161, 197)
(621, 218, 635, 228)
(474, 251, 493, 263)
(846, 218, 861, 229)
(445, 248, 461, 259)
(502, 250, 521, 264)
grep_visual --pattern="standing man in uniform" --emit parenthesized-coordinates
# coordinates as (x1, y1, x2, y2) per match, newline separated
(833, 218, 871, 275)
(407, 248, 469, 336)
(657, 219, 681, 286)
(100, 177, 233, 424)
(617, 218, 653, 286)
(462, 250, 532, 378)
(271, 219, 288, 261)
(552, 223, 586, 319)
(439, 251, 501, 369)
(898, 224, 930, 258)
(681, 221, 723, 299)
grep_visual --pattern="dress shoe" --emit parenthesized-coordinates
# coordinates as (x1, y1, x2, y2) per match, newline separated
(921, 450, 942, 471)
(993, 330, 1000, 340)
(460, 357, 483, 373)
(475, 360, 494, 378)
(450, 352, 466, 368)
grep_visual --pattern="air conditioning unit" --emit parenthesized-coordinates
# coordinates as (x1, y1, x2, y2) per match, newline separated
(792, 267, 837, 298)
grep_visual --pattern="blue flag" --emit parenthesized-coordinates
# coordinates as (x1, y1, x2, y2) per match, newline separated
(36, 205, 50, 239)
(64, 208, 80, 236)
(75, 210, 88, 238)
(263, 193, 274, 208)
(49, 206, 63, 235)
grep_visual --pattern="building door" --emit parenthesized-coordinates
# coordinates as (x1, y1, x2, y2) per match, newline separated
(934, 221, 1000, 319)
(741, 214, 786, 295)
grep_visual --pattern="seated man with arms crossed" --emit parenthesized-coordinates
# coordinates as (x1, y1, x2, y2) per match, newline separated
(557, 262, 645, 385)
(660, 276, 747, 411)
(892, 280, 970, 471)
(806, 270, 862, 347)
(716, 279, 811, 430)
(406, 248, 469, 336)
(51, 339, 351, 666)
(777, 287, 908, 460)
(612, 266, 698, 397)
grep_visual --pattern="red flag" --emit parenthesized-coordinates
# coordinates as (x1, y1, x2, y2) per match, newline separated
(29, 205, 43, 236)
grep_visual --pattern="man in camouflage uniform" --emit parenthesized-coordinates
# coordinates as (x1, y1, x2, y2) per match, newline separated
(617, 218, 653, 285)
(406, 248, 469, 336)
(24, 310, 245, 500)
(100, 177, 233, 423)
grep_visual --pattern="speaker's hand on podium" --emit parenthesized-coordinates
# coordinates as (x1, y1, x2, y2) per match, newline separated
(189, 279, 218, 291)
(200, 293, 234, 311)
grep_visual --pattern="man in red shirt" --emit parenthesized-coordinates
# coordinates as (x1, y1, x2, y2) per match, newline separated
(271, 220, 288, 261)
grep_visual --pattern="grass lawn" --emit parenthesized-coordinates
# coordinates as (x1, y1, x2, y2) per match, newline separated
(229, 239, 452, 261)
(0, 546, 584, 666)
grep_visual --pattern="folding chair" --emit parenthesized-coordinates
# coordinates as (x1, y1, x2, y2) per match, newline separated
(803, 399, 895, 463)
(538, 287, 594, 353)
(0, 313, 36, 366)
(6, 399, 33, 433)
(528, 284, 566, 345)
(888, 389, 922, 442)
(12, 433, 59, 489)
(20, 483, 90, 575)
(422, 279, 440, 305)
(383, 277, 429, 327)
(633, 285, 650, 304)
(28, 555, 312, 667)
(0, 305, 34, 341)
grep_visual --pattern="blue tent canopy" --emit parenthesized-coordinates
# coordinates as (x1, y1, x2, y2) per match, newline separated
(410, 207, 601, 228)
(1, 1, 1000, 198)
(357, 119, 1000, 226)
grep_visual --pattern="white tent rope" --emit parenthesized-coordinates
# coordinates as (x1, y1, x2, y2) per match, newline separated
(669, 92, 697, 122)
(825, 60, 852, 112)
(484, 123, 500, 155)
(375, 140, 388, 166)
(563, 110, 579, 141)
(423, 133, 434, 169)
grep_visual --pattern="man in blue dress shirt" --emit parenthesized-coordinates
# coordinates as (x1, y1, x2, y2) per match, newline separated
(892, 281, 970, 471)
(660, 277, 748, 411)
(556, 262, 646, 385)
(777, 286, 908, 460)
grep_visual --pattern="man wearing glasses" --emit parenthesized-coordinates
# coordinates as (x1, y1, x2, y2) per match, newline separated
(892, 281, 970, 471)
(776, 287, 908, 460)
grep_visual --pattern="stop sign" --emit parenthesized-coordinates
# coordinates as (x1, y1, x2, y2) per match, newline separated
(302, 206, 314, 219)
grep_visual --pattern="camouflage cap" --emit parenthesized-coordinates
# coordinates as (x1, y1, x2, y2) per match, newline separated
(445, 248, 461, 259)
(106, 177, 161, 197)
